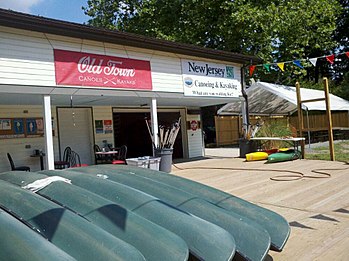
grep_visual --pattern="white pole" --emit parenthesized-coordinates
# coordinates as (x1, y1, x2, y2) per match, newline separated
(150, 98, 159, 154)
(43, 95, 54, 170)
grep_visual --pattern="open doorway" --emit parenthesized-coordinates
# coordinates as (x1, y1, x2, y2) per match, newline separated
(113, 111, 183, 159)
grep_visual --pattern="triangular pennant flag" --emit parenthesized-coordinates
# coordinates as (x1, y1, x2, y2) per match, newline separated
(249, 65, 256, 76)
(346, 52, 349, 58)
(309, 58, 318, 66)
(326, 54, 335, 64)
(293, 60, 303, 69)
(263, 64, 271, 72)
(277, 63, 285, 71)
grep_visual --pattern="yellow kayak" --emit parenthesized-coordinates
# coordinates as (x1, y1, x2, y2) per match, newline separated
(246, 151, 269, 161)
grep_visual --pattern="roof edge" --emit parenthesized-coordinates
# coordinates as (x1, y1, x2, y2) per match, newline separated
(0, 8, 261, 64)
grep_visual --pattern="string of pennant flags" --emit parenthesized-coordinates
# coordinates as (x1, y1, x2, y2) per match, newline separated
(249, 51, 349, 76)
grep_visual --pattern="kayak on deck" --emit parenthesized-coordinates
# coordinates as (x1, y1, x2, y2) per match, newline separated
(0, 209, 76, 261)
(267, 149, 301, 163)
(0, 179, 146, 261)
(39, 169, 236, 261)
(246, 151, 269, 161)
(83, 164, 290, 252)
(0, 171, 189, 261)
(65, 166, 271, 261)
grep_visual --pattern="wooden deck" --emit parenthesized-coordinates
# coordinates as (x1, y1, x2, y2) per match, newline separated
(171, 156, 349, 261)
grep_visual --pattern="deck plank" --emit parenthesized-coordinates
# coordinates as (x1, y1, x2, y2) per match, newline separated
(172, 156, 349, 261)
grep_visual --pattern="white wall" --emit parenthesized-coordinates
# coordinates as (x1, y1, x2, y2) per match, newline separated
(0, 26, 241, 93)
(0, 105, 59, 172)
(93, 106, 114, 148)
(186, 114, 204, 158)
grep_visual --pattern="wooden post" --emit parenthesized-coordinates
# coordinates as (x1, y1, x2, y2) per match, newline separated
(295, 82, 305, 158)
(323, 77, 335, 161)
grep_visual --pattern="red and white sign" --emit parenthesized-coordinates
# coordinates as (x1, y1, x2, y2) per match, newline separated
(54, 49, 152, 90)
(190, 120, 198, 131)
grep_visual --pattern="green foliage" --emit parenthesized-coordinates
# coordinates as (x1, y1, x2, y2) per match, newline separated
(83, 0, 347, 93)
(306, 140, 349, 162)
(255, 119, 293, 149)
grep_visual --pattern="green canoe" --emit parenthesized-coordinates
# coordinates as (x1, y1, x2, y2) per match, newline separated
(92, 164, 290, 251)
(0, 209, 76, 261)
(0, 171, 188, 261)
(268, 150, 301, 163)
(0, 179, 145, 261)
(39, 169, 236, 261)
(65, 166, 271, 261)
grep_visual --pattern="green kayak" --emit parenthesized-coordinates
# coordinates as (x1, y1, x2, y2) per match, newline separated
(0, 171, 188, 261)
(0, 209, 76, 261)
(39, 169, 236, 261)
(268, 150, 301, 163)
(0, 179, 145, 261)
(65, 166, 271, 261)
(93, 164, 290, 251)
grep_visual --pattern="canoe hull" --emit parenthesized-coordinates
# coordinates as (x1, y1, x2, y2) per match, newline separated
(84, 164, 290, 252)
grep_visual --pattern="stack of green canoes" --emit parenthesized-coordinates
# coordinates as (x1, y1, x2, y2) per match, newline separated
(0, 164, 291, 261)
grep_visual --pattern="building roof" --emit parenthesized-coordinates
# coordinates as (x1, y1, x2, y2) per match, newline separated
(218, 82, 349, 116)
(0, 8, 260, 64)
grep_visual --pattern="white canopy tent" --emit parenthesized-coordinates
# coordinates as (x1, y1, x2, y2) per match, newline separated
(218, 82, 349, 116)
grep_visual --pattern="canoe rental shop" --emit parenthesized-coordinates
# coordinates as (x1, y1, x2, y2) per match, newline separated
(0, 8, 259, 172)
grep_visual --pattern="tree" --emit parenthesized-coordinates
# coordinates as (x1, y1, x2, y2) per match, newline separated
(83, 0, 346, 93)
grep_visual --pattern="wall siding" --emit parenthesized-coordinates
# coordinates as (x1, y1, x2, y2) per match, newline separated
(93, 106, 114, 148)
(0, 26, 242, 94)
(0, 105, 59, 172)
(187, 114, 204, 158)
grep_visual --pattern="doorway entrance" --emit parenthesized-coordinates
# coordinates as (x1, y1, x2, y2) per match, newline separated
(113, 111, 183, 159)
(57, 107, 94, 165)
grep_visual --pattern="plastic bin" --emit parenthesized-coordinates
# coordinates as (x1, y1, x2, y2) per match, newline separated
(148, 157, 161, 171)
(126, 157, 149, 168)
(154, 148, 173, 173)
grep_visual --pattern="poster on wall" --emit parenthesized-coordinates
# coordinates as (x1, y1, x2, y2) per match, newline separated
(104, 120, 113, 134)
(0, 119, 11, 130)
(14, 119, 24, 134)
(0, 118, 44, 139)
(181, 59, 241, 98)
(26, 118, 37, 136)
(36, 119, 44, 134)
(95, 120, 104, 134)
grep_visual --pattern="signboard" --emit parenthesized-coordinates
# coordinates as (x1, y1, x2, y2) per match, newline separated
(0, 118, 44, 139)
(54, 49, 153, 90)
(181, 59, 241, 97)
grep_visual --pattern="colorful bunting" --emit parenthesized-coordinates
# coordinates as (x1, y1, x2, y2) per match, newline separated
(249, 65, 256, 76)
(293, 60, 303, 69)
(248, 51, 348, 76)
(326, 54, 335, 64)
(309, 58, 318, 66)
(277, 63, 285, 71)
(263, 64, 271, 72)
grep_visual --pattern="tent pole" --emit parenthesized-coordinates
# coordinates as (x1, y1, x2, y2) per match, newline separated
(295, 82, 305, 159)
(324, 78, 335, 161)
(306, 108, 311, 149)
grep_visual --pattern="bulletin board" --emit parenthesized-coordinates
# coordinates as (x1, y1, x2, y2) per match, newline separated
(0, 118, 44, 139)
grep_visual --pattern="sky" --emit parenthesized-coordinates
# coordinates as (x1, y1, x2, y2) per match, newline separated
(0, 0, 90, 24)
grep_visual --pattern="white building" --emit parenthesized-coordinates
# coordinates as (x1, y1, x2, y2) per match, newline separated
(0, 8, 259, 172)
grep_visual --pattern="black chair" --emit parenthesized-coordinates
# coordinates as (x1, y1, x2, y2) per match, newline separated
(112, 145, 127, 165)
(94, 144, 105, 164)
(69, 150, 88, 168)
(7, 153, 30, 171)
(54, 146, 71, 169)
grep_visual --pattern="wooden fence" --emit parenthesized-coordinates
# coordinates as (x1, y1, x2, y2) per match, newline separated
(215, 111, 349, 146)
